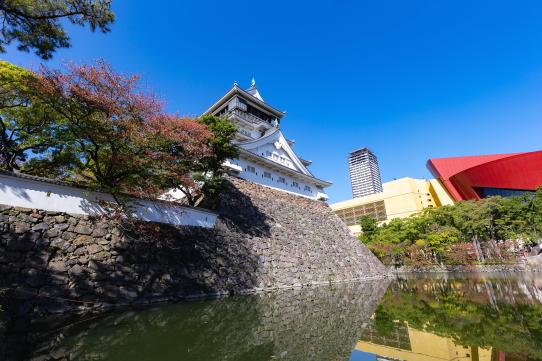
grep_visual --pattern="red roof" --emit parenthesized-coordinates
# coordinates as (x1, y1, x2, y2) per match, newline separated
(427, 150, 542, 201)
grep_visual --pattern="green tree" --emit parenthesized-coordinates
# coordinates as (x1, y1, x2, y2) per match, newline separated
(0, 61, 59, 171)
(527, 187, 542, 239)
(194, 115, 239, 206)
(0, 0, 114, 59)
(358, 190, 542, 266)
(358, 215, 378, 244)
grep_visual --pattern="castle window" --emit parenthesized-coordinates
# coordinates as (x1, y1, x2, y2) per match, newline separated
(247, 165, 256, 173)
(304, 185, 312, 192)
(263, 171, 272, 179)
(246, 103, 272, 122)
(266, 151, 272, 157)
(292, 181, 299, 188)
(278, 177, 286, 184)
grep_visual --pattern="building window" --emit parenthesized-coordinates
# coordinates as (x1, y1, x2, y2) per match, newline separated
(278, 177, 286, 184)
(263, 171, 272, 179)
(272, 153, 279, 161)
(246, 165, 255, 173)
(266, 151, 272, 157)
(304, 185, 312, 192)
(333, 200, 387, 225)
(474, 187, 534, 198)
(292, 181, 299, 188)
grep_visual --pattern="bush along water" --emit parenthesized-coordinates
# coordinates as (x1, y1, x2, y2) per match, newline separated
(359, 187, 542, 267)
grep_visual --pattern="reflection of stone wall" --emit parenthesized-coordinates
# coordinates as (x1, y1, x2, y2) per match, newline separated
(7, 280, 389, 361)
(0, 176, 386, 315)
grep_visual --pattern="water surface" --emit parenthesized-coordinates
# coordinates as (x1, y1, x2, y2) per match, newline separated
(6, 273, 542, 360)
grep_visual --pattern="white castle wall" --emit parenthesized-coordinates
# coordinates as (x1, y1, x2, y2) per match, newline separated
(0, 173, 217, 228)
(228, 157, 321, 199)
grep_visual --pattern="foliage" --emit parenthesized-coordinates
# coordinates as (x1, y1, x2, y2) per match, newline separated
(172, 115, 238, 206)
(359, 188, 542, 266)
(196, 115, 238, 201)
(136, 114, 238, 207)
(0, 0, 114, 59)
(24, 60, 216, 204)
(0, 60, 236, 211)
(139, 114, 214, 205)
(24, 60, 157, 196)
(0, 61, 60, 171)
(0, 60, 240, 210)
(359, 215, 378, 244)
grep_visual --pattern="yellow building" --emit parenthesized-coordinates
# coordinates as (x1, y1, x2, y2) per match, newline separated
(356, 323, 492, 361)
(330, 177, 454, 235)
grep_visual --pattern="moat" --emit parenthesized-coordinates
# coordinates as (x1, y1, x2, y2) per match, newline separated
(3, 272, 542, 361)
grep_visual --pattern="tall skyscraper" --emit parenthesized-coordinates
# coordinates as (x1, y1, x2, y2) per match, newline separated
(348, 147, 383, 198)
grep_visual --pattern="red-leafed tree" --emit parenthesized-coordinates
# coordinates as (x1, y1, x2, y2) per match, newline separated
(26, 60, 213, 203)
(136, 114, 214, 204)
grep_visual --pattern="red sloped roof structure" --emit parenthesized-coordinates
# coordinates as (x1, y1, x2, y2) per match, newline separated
(427, 150, 542, 201)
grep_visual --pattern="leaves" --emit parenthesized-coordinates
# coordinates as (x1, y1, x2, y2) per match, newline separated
(1, 60, 236, 210)
(0, 61, 60, 171)
(0, 0, 114, 59)
(360, 188, 542, 266)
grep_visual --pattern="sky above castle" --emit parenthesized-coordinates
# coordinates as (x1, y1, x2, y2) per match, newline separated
(4, 0, 542, 202)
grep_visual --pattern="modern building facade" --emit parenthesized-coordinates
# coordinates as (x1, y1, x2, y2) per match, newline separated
(348, 148, 383, 198)
(203, 80, 331, 200)
(330, 177, 454, 235)
(427, 150, 542, 201)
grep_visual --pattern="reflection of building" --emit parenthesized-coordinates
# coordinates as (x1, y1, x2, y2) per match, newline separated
(349, 148, 383, 198)
(330, 177, 454, 235)
(355, 322, 492, 361)
(427, 150, 542, 201)
(204, 79, 331, 200)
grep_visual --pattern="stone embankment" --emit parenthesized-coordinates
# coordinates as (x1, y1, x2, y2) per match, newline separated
(0, 176, 387, 315)
(392, 262, 542, 274)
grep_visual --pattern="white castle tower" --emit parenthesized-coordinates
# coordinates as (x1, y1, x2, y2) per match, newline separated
(203, 79, 331, 200)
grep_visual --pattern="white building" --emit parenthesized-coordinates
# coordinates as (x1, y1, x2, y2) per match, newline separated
(203, 79, 331, 200)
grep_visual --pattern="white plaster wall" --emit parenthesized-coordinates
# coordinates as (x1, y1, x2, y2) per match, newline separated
(0, 174, 217, 228)
(229, 157, 323, 199)
(252, 143, 297, 171)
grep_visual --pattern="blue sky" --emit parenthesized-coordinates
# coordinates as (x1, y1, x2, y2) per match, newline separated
(3, 1, 542, 202)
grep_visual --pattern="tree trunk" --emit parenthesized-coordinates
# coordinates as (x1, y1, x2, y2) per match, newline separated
(472, 234, 485, 263)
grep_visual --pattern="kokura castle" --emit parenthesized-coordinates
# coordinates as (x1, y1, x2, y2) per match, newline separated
(203, 79, 331, 201)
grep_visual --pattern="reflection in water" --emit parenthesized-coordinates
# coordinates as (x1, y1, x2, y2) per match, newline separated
(4, 273, 542, 361)
(356, 323, 492, 361)
(354, 272, 542, 361)
(4, 280, 389, 361)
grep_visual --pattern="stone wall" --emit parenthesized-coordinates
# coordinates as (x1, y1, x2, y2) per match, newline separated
(0, 176, 386, 315)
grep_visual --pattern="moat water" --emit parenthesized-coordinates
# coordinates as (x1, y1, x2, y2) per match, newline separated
(4, 272, 542, 360)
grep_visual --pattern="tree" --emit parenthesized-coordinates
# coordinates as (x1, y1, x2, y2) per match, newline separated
(169, 115, 238, 206)
(357, 191, 542, 266)
(27, 60, 212, 204)
(194, 115, 238, 203)
(0, 0, 114, 59)
(527, 187, 542, 240)
(139, 114, 214, 205)
(358, 215, 378, 244)
(0, 61, 59, 171)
